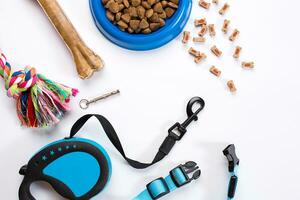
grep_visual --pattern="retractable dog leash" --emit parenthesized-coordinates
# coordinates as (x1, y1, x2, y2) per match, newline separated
(19, 97, 205, 200)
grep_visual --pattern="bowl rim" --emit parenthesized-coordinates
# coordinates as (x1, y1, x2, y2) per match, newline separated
(90, 0, 192, 51)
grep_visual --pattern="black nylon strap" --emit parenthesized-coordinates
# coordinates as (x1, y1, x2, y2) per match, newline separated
(69, 114, 175, 169)
(68, 97, 205, 169)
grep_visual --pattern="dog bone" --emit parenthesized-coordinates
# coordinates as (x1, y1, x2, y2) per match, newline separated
(37, 0, 104, 79)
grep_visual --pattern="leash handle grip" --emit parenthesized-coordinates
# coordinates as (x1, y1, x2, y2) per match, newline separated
(19, 179, 35, 200)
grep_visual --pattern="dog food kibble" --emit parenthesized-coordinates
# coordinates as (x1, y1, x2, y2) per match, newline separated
(233, 46, 242, 58)
(194, 18, 207, 27)
(211, 45, 222, 57)
(208, 24, 216, 37)
(229, 29, 240, 41)
(219, 3, 230, 15)
(227, 80, 237, 92)
(222, 19, 230, 33)
(194, 53, 207, 63)
(198, 25, 208, 37)
(210, 66, 221, 77)
(182, 31, 190, 43)
(193, 36, 206, 43)
(103, 0, 178, 34)
(199, 0, 211, 9)
(189, 47, 201, 57)
(242, 61, 255, 69)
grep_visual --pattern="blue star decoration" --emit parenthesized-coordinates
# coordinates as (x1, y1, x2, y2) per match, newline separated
(73, 144, 77, 148)
(58, 147, 62, 152)
(42, 156, 47, 161)
(66, 145, 70, 150)
(50, 151, 55, 156)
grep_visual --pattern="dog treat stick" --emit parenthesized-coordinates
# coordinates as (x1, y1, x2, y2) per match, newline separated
(227, 80, 237, 92)
(182, 31, 191, 43)
(242, 61, 255, 69)
(210, 66, 221, 77)
(36, 0, 104, 79)
(233, 46, 242, 58)
(211, 45, 222, 57)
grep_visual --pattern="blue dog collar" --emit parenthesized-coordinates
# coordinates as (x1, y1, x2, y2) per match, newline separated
(133, 161, 201, 200)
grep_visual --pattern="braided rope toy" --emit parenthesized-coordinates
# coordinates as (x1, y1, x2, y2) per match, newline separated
(0, 51, 78, 128)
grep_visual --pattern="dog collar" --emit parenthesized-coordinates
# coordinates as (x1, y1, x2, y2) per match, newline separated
(133, 161, 201, 200)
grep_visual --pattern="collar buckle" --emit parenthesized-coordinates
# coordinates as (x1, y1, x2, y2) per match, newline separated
(170, 161, 201, 187)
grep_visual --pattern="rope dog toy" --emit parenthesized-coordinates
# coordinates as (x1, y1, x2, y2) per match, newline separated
(0, 51, 78, 128)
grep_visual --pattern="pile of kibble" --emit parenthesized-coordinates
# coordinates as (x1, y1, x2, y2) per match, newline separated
(102, 0, 179, 34)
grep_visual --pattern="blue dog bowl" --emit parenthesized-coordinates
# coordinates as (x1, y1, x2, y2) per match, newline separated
(89, 0, 192, 51)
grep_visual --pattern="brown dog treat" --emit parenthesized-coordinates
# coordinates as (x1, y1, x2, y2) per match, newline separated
(159, 11, 167, 19)
(194, 53, 207, 63)
(161, 0, 168, 7)
(198, 25, 207, 37)
(194, 18, 207, 27)
(107, 1, 120, 13)
(106, 10, 115, 21)
(139, 18, 150, 29)
(189, 47, 201, 57)
(208, 24, 216, 37)
(142, 28, 152, 34)
(137, 6, 146, 18)
(182, 31, 190, 43)
(129, 20, 140, 30)
(123, 0, 130, 8)
(193, 36, 206, 43)
(170, 0, 179, 4)
(222, 19, 230, 34)
(165, 7, 175, 17)
(158, 18, 166, 26)
(118, 20, 129, 29)
(211, 45, 222, 57)
(147, 0, 156, 6)
(145, 8, 154, 18)
(229, 29, 240, 41)
(219, 3, 230, 15)
(121, 13, 131, 23)
(142, 1, 152, 9)
(150, 13, 160, 22)
(115, 12, 122, 21)
(168, 2, 179, 9)
(227, 80, 237, 92)
(149, 22, 161, 31)
(132, 0, 142, 6)
(199, 0, 211, 9)
(242, 62, 255, 69)
(153, 2, 164, 13)
(233, 46, 242, 58)
(210, 66, 221, 77)
(129, 6, 138, 17)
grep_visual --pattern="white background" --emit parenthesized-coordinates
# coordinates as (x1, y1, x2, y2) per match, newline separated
(0, 0, 299, 199)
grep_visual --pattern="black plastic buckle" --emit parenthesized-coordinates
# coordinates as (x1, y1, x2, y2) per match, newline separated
(223, 144, 240, 172)
(170, 161, 201, 188)
(146, 178, 170, 200)
(168, 97, 205, 141)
